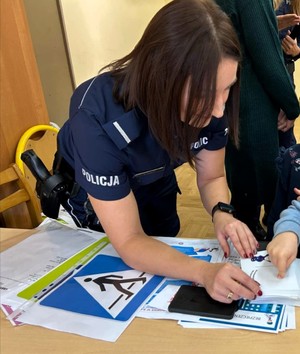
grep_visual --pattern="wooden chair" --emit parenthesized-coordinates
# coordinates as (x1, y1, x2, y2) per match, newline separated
(0, 163, 42, 228)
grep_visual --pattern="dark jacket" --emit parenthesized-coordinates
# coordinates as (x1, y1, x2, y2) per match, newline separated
(214, 0, 300, 222)
(268, 144, 300, 238)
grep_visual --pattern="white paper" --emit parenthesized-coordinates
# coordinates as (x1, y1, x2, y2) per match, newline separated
(1, 228, 297, 339)
(241, 251, 300, 306)
(0, 220, 102, 296)
(6, 235, 164, 342)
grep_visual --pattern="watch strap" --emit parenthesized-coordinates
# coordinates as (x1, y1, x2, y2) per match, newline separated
(211, 202, 235, 221)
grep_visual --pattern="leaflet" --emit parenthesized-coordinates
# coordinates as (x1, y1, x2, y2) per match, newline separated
(1, 221, 298, 341)
(241, 251, 300, 306)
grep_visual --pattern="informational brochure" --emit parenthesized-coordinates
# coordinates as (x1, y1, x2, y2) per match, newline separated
(178, 304, 296, 332)
(138, 247, 298, 333)
(138, 282, 292, 333)
(1, 220, 298, 342)
(241, 251, 300, 306)
(17, 243, 164, 342)
(0, 220, 106, 306)
(0, 221, 164, 342)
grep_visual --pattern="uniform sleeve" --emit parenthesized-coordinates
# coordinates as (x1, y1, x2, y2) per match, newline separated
(70, 110, 131, 201)
(238, 0, 299, 120)
(273, 200, 300, 245)
(191, 115, 228, 154)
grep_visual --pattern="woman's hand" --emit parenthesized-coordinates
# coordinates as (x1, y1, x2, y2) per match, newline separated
(213, 212, 259, 260)
(200, 262, 262, 303)
(281, 33, 300, 57)
(277, 14, 300, 31)
(278, 110, 295, 132)
(267, 233, 298, 278)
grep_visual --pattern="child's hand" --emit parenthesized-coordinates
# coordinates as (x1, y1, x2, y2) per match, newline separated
(267, 233, 298, 278)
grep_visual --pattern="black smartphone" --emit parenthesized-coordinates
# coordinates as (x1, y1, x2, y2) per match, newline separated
(168, 285, 240, 320)
(290, 25, 300, 40)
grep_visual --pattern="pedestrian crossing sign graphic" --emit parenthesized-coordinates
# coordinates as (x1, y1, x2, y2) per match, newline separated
(40, 255, 163, 321)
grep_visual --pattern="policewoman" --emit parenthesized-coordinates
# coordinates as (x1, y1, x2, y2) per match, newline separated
(56, 0, 263, 303)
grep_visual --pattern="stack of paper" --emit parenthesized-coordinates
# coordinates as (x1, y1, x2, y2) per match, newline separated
(138, 282, 296, 333)
(137, 248, 299, 333)
(0, 220, 164, 342)
(1, 220, 299, 341)
(241, 251, 300, 307)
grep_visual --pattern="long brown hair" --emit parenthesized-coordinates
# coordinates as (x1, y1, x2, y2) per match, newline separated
(290, 0, 300, 14)
(101, 0, 241, 164)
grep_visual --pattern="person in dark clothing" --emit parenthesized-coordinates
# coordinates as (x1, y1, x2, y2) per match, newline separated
(267, 144, 300, 239)
(275, 0, 300, 149)
(55, 0, 263, 303)
(214, 0, 300, 241)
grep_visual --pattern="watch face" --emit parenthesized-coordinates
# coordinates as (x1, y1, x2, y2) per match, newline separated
(212, 202, 236, 220)
(218, 202, 235, 213)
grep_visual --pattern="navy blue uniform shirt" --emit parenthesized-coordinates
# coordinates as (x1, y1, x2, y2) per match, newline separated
(58, 72, 229, 201)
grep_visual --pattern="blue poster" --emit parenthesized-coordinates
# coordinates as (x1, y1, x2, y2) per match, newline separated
(40, 255, 163, 321)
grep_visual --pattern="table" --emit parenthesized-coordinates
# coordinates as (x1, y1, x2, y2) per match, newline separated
(1, 228, 299, 354)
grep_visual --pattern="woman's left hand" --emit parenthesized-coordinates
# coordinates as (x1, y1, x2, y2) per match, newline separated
(213, 213, 259, 259)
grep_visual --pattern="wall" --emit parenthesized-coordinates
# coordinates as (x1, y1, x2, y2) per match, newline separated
(295, 61, 300, 98)
(23, 1, 299, 128)
(23, 0, 169, 125)
(23, 0, 73, 127)
(58, 0, 170, 86)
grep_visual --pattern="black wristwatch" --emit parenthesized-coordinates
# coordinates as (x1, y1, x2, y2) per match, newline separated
(211, 202, 236, 221)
